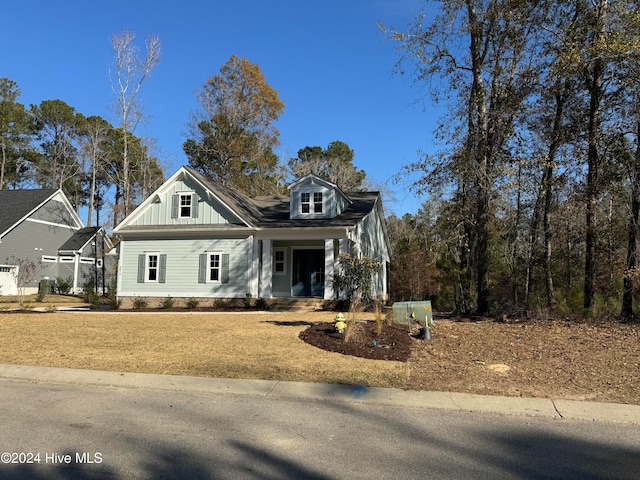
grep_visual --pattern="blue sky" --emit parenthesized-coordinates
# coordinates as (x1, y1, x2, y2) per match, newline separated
(2, 0, 438, 216)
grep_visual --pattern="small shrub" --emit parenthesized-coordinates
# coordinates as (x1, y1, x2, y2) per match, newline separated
(244, 293, 255, 308)
(161, 296, 175, 309)
(186, 298, 200, 309)
(55, 276, 73, 294)
(255, 298, 268, 310)
(84, 281, 101, 310)
(132, 296, 148, 310)
(36, 283, 48, 303)
(213, 299, 227, 310)
(107, 282, 120, 310)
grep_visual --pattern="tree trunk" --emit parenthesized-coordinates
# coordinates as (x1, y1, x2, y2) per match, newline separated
(583, 0, 607, 316)
(622, 131, 640, 319)
(0, 141, 6, 190)
(476, 187, 491, 315)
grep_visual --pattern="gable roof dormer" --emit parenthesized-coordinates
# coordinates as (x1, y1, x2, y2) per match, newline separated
(287, 174, 352, 220)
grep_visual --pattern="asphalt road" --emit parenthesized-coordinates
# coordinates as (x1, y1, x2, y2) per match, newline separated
(0, 373, 639, 480)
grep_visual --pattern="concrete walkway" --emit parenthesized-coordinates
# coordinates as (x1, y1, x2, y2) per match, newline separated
(0, 363, 638, 425)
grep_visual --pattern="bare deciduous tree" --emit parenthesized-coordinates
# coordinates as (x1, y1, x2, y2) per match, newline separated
(109, 31, 160, 225)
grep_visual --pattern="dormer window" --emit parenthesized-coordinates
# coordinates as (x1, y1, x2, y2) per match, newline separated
(179, 194, 192, 218)
(314, 192, 323, 213)
(288, 173, 352, 220)
(300, 191, 323, 214)
(301, 192, 310, 213)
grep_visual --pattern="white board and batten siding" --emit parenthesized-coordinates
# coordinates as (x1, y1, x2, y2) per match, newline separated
(118, 236, 253, 298)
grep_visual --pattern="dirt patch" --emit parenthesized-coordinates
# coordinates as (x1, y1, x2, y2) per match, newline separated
(300, 315, 640, 405)
(299, 321, 415, 361)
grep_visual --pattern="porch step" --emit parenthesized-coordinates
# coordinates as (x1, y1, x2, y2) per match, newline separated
(267, 298, 341, 312)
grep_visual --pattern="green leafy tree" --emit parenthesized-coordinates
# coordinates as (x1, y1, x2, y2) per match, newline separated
(334, 253, 382, 303)
(78, 115, 114, 226)
(288, 140, 367, 191)
(382, 0, 544, 315)
(30, 99, 86, 207)
(0, 78, 34, 189)
(184, 55, 285, 196)
(99, 127, 163, 229)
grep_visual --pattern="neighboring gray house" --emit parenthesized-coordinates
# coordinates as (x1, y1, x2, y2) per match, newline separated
(0, 189, 114, 295)
(113, 166, 390, 307)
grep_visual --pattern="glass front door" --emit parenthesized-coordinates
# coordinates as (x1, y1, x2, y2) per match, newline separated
(291, 249, 325, 297)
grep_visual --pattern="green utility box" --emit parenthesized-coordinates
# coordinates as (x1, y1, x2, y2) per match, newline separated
(392, 301, 433, 327)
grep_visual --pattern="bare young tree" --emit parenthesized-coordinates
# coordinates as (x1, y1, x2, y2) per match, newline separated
(109, 31, 160, 225)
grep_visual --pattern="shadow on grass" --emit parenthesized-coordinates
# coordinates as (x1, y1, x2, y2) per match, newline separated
(261, 320, 317, 327)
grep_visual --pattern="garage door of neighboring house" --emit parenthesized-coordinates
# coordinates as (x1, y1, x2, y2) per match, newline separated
(0, 265, 18, 296)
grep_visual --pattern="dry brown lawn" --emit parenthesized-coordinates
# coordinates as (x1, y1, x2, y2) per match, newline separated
(1, 306, 638, 406)
(0, 310, 410, 388)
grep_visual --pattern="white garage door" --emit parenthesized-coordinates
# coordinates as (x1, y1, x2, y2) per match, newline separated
(0, 266, 18, 296)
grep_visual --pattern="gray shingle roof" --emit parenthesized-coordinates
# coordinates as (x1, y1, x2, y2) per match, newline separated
(252, 192, 379, 228)
(58, 227, 101, 252)
(185, 167, 379, 229)
(0, 189, 58, 237)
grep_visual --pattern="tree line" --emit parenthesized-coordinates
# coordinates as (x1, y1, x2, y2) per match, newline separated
(0, 31, 164, 229)
(382, 0, 640, 320)
(1, 40, 368, 229)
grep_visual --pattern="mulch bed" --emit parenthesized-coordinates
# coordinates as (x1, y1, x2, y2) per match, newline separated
(299, 321, 416, 361)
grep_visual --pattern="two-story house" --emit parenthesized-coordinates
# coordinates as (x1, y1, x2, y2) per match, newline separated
(0, 189, 114, 295)
(113, 166, 390, 307)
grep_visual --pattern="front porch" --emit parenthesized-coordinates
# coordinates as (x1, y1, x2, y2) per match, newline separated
(253, 237, 349, 300)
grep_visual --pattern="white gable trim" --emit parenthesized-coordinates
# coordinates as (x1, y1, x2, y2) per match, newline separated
(0, 189, 83, 240)
(114, 167, 254, 234)
(288, 173, 352, 205)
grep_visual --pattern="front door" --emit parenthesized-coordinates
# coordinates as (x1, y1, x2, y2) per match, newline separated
(291, 249, 325, 297)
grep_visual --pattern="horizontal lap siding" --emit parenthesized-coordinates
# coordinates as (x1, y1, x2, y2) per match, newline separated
(119, 237, 251, 298)
(0, 220, 76, 289)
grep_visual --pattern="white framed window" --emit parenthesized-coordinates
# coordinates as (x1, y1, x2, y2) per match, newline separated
(274, 248, 287, 275)
(96, 259, 103, 268)
(300, 191, 323, 214)
(59, 256, 74, 263)
(179, 193, 192, 218)
(137, 253, 166, 283)
(146, 253, 159, 282)
(42, 255, 57, 263)
(301, 192, 310, 213)
(198, 252, 229, 284)
(313, 192, 323, 213)
(80, 257, 95, 265)
(207, 252, 221, 282)
(171, 192, 198, 219)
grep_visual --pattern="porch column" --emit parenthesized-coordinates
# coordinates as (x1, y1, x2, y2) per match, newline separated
(249, 236, 259, 297)
(73, 254, 80, 294)
(324, 239, 335, 300)
(261, 239, 273, 298)
(336, 238, 349, 299)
